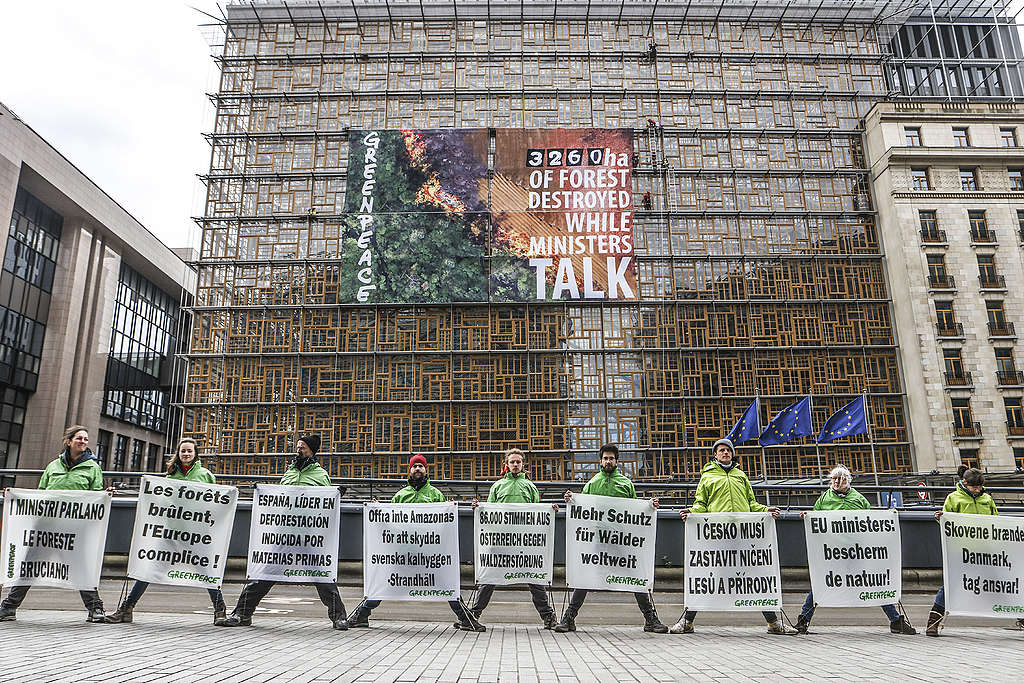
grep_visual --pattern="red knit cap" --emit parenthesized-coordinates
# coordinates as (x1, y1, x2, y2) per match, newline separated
(409, 453, 427, 469)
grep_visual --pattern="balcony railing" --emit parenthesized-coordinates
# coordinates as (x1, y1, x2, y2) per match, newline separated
(997, 370, 1024, 386)
(979, 274, 1006, 289)
(928, 274, 955, 290)
(937, 322, 965, 338)
(970, 228, 996, 244)
(953, 421, 982, 438)
(988, 321, 1016, 337)
(944, 371, 973, 387)
(1007, 422, 1024, 437)
(920, 229, 947, 243)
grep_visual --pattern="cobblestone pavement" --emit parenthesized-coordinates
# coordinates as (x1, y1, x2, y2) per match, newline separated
(1, 608, 1021, 682)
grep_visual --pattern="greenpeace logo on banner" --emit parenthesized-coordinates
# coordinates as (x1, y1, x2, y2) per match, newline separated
(504, 571, 548, 581)
(168, 570, 218, 584)
(993, 605, 1024, 614)
(284, 569, 332, 578)
(860, 591, 897, 601)
(6, 544, 14, 578)
(735, 599, 779, 607)
(410, 589, 455, 597)
(606, 574, 649, 587)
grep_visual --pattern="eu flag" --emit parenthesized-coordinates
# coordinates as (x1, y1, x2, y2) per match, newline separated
(759, 397, 813, 446)
(817, 396, 868, 443)
(726, 399, 761, 445)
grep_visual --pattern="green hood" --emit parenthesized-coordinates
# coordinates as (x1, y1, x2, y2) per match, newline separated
(168, 460, 216, 484)
(690, 460, 767, 513)
(280, 460, 332, 487)
(391, 479, 445, 503)
(813, 486, 870, 511)
(487, 471, 539, 503)
(39, 450, 103, 491)
(943, 482, 998, 515)
(581, 468, 635, 499)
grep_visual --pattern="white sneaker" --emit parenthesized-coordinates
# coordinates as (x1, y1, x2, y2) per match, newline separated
(668, 619, 693, 634)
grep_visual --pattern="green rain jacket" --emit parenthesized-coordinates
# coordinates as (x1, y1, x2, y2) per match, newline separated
(38, 449, 104, 491)
(943, 482, 999, 515)
(391, 480, 446, 503)
(487, 472, 540, 503)
(581, 468, 636, 499)
(691, 460, 767, 513)
(280, 459, 332, 487)
(813, 486, 870, 511)
(168, 460, 217, 484)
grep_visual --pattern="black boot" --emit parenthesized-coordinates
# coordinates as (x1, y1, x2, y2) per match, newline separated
(105, 602, 133, 624)
(890, 616, 916, 635)
(213, 604, 227, 626)
(542, 612, 558, 629)
(925, 608, 944, 637)
(642, 607, 668, 633)
(795, 615, 810, 634)
(343, 604, 369, 628)
(86, 607, 107, 623)
(553, 606, 578, 633)
(217, 613, 252, 627)
(454, 606, 486, 632)
(0, 605, 16, 622)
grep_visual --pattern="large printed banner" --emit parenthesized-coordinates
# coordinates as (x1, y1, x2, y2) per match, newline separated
(804, 509, 902, 607)
(684, 513, 782, 611)
(474, 503, 555, 586)
(564, 493, 656, 592)
(940, 512, 1024, 618)
(127, 476, 238, 589)
(0, 489, 110, 589)
(340, 128, 634, 303)
(247, 484, 341, 582)
(363, 502, 460, 601)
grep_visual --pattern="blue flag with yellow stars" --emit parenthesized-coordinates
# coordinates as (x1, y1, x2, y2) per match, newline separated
(817, 396, 868, 443)
(726, 399, 760, 445)
(759, 397, 813, 446)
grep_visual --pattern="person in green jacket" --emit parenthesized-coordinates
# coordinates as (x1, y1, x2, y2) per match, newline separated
(218, 434, 348, 630)
(926, 465, 1009, 636)
(793, 465, 915, 635)
(0, 425, 109, 623)
(465, 448, 557, 628)
(672, 438, 795, 635)
(106, 438, 227, 624)
(553, 444, 668, 634)
(344, 454, 484, 631)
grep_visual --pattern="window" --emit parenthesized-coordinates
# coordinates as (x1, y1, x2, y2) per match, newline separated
(1010, 169, 1024, 191)
(113, 435, 129, 471)
(952, 398, 974, 429)
(96, 430, 112, 470)
(977, 254, 1000, 287)
(1015, 447, 1024, 471)
(927, 254, 949, 286)
(1000, 127, 1017, 147)
(905, 127, 922, 146)
(969, 210, 991, 241)
(4, 188, 63, 292)
(943, 348, 967, 384)
(1018, 210, 1024, 239)
(1006, 398, 1024, 431)
(130, 439, 145, 471)
(960, 168, 979, 191)
(958, 448, 979, 468)
(912, 168, 931, 190)
(935, 301, 958, 333)
(0, 387, 28, 472)
(953, 127, 970, 147)
(986, 300, 1011, 335)
(919, 210, 941, 241)
(147, 443, 161, 472)
(996, 348, 1017, 375)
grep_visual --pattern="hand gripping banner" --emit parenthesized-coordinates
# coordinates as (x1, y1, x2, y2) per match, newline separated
(1, 489, 110, 590)
(474, 503, 555, 586)
(684, 512, 782, 611)
(804, 509, 902, 607)
(247, 483, 341, 582)
(127, 476, 238, 589)
(564, 493, 657, 592)
(940, 511, 1024, 618)
(363, 502, 460, 601)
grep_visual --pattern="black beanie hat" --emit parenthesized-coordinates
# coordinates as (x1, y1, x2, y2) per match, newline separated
(297, 434, 321, 456)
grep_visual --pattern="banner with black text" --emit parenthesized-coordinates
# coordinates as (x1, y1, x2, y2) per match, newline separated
(804, 509, 902, 607)
(127, 476, 238, 589)
(247, 483, 341, 582)
(684, 512, 781, 611)
(564, 493, 656, 592)
(363, 502, 460, 601)
(940, 511, 1024, 618)
(474, 503, 555, 586)
(1, 489, 110, 589)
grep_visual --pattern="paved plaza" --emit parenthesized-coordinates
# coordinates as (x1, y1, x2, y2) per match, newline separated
(0, 583, 1021, 682)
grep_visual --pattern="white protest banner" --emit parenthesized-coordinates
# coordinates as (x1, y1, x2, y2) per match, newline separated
(684, 512, 781, 611)
(804, 509, 902, 607)
(565, 493, 657, 592)
(247, 483, 341, 582)
(940, 511, 1024, 618)
(128, 475, 238, 589)
(1, 489, 110, 590)
(363, 502, 459, 601)
(474, 503, 555, 586)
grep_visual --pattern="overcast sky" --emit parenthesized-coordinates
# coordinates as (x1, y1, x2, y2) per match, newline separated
(0, 1, 223, 250)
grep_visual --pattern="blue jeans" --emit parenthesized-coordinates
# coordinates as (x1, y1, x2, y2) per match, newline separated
(125, 580, 224, 609)
(933, 587, 945, 611)
(799, 591, 900, 623)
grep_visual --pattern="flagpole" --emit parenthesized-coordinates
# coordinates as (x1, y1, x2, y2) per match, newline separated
(810, 393, 824, 483)
(756, 394, 770, 506)
(864, 390, 881, 506)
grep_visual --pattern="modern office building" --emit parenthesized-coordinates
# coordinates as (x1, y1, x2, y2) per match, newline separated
(192, 0, 985, 482)
(0, 102, 195, 480)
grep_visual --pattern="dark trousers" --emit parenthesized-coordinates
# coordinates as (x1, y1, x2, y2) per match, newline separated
(1, 585, 103, 611)
(362, 598, 467, 620)
(124, 580, 224, 609)
(470, 584, 554, 619)
(684, 609, 776, 624)
(232, 581, 345, 621)
(565, 589, 657, 617)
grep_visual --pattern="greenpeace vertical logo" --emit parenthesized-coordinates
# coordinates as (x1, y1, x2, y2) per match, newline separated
(7, 543, 14, 578)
